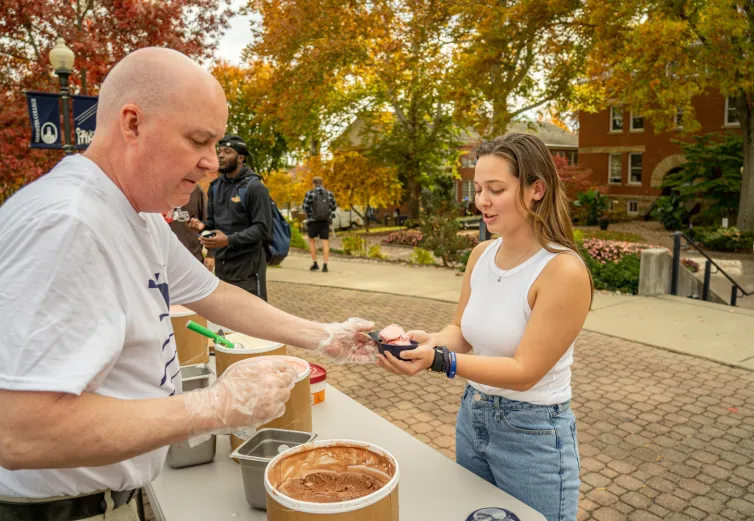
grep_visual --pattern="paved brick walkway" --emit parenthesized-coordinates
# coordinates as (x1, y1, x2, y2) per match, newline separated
(147, 281, 754, 521)
(267, 281, 754, 521)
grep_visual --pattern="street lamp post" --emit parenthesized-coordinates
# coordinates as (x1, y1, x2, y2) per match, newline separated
(49, 38, 75, 155)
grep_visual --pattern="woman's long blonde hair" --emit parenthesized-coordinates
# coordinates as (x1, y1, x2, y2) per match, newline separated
(476, 133, 594, 296)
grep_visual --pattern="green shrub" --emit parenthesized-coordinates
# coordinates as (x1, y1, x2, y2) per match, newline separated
(342, 235, 368, 256)
(368, 244, 386, 259)
(573, 229, 584, 244)
(457, 249, 472, 272)
(593, 254, 641, 294)
(573, 189, 609, 225)
(578, 244, 642, 294)
(693, 226, 754, 252)
(410, 247, 435, 265)
(290, 222, 307, 250)
(651, 193, 689, 231)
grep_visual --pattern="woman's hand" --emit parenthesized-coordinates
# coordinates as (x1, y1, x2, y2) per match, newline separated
(376, 330, 437, 376)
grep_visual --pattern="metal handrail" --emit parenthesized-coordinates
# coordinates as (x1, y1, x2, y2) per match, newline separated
(671, 231, 751, 306)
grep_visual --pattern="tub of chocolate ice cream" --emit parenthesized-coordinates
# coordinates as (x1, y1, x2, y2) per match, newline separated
(264, 439, 399, 520)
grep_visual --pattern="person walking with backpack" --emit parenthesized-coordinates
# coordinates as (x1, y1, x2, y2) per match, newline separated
(302, 176, 336, 272)
(189, 135, 273, 300)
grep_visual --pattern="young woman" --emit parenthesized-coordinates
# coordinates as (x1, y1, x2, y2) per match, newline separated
(377, 133, 592, 521)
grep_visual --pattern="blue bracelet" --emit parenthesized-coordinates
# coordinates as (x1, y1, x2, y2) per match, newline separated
(447, 351, 457, 379)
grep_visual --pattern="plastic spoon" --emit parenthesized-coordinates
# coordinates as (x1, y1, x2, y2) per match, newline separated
(186, 320, 237, 349)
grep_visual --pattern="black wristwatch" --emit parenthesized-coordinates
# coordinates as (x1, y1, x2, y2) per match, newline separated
(429, 346, 449, 373)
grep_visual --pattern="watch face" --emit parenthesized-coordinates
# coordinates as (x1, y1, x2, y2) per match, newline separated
(466, 508, 521, 521)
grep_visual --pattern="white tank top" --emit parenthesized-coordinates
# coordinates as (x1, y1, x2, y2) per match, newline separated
(460, 238, 577, 405)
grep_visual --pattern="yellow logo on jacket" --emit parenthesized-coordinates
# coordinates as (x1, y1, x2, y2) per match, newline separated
(231, 195, 241, 203)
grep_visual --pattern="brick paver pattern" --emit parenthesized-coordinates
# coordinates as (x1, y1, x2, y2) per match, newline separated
(146, 281, 754, 521)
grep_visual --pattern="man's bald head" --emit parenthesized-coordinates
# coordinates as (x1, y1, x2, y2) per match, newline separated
(85, 47, 228, 213)
(96, 47, 222, 127)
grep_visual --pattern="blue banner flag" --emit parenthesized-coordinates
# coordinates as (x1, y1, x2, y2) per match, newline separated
(72, 95, 98, 150)
(26, 91, 62, 149)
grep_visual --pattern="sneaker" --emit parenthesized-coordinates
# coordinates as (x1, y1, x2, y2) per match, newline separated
(310, 262, 319, 271)
(322, 264, 329, 273)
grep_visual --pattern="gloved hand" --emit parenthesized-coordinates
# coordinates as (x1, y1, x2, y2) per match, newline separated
(315, 317, 378, 364)
(183, 357, 298, 445)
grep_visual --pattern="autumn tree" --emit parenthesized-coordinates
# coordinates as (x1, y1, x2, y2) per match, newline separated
(580, 0, 754, 231)
(243, 0, 461, 218)
(212, 60, 289, 178)
(449, 0, 589, 139)
(329, 150, 402, 232)
(0, 0, 232, 204)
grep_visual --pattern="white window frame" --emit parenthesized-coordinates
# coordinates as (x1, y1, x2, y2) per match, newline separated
(608, 154, 622, 184)
(675, 108, 684, 129)
(630, 111, 644, 132)
(627, 200, 639, 215)
(461, 180, 475, 202)
(725, 96, 740, 127)
(628, 153, 643, 185)
(610, 106, 624, 132)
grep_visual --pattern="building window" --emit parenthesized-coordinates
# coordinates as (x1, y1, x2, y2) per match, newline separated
(461, 155, 477, 168)
(567, 150, 578, 165)
(726, 97, 740, 126)
(610, 107, 624, 132)
(630, 112, 644, 131)
(608, 154, 622, 184)
(461, 180, 475, 202)
(627, 200, 639, 214)
(629, 153, 642, 185)
(675, 108, 684, 128)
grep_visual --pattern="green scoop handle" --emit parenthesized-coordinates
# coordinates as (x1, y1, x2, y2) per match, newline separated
(185, 320, 235, 349)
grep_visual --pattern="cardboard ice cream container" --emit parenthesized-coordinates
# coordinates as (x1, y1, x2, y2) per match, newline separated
(264, 439, 399, 521)
(169, 305, 210, 366)
(230, 356, 312, 455)
(214, 333, 286, 377)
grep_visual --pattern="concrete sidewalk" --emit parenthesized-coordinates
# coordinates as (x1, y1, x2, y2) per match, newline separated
(269, 253, 754, 370)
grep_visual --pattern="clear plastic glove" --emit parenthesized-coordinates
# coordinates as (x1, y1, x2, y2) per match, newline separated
(183, 357, 298, 445)
(316, 317, 377, 364)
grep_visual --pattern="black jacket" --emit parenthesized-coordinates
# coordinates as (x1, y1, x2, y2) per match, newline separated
(204, 167, 272, 289)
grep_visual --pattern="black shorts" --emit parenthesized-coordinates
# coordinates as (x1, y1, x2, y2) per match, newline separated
(307, 220, 330, 240)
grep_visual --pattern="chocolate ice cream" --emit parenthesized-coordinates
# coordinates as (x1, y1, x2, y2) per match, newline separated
(278, 471, 387, 503)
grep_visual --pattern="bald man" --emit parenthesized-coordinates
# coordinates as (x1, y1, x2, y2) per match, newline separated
(0, 48, 375, 521)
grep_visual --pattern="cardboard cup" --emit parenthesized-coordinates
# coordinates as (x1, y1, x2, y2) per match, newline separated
(214, 333, 287, 377)
(170, 305, 210, 366)
(264, 440, 399, 521)
(230, 356, 311, 455)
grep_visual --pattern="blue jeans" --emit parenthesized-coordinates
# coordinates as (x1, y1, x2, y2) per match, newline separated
(456, 385, 581, 521)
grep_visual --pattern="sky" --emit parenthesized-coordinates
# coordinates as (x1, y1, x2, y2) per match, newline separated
(214, 0, 254, 65)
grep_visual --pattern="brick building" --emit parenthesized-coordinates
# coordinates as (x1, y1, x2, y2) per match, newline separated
(578, 93, 742, 218)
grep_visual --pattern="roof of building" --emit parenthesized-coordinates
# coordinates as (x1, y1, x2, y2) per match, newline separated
(335, 117, 578, 150)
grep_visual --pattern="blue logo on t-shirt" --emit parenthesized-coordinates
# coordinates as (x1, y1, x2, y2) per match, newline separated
(148, 272, 179, 395)
(148, 273, 170, 307)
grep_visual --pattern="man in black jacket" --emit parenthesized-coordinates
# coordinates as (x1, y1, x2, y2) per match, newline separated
(189, 135, 273, 300)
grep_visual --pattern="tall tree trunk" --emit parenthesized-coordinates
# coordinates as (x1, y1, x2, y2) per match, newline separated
(407, 175, 422, 219)
(737, 94, 754, 232)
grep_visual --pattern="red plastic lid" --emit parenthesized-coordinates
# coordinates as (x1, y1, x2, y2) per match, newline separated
(309, 363, 327, 384)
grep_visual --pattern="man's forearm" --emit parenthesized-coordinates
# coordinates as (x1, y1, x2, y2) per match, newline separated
(0, 391, 198, 470)
(187, 281, 328, 351)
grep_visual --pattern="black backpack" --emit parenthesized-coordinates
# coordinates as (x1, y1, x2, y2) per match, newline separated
(311, 188, 331, 221)
(212, 178, 291, 266)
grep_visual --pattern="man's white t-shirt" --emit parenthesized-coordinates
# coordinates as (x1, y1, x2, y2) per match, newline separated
(0, 155, 219, 498)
